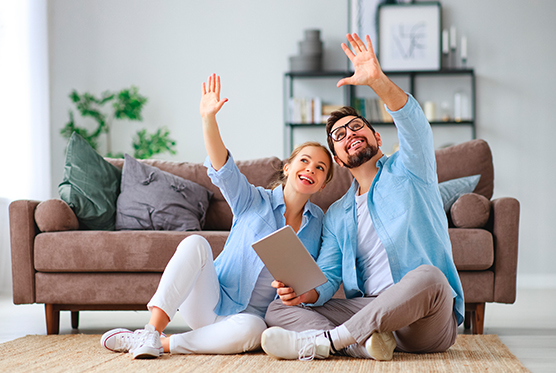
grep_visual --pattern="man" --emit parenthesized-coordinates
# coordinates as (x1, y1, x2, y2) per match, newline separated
(261, 33, 464, 361)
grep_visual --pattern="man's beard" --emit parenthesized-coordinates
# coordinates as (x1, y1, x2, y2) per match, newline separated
(343, 143, 379, 169)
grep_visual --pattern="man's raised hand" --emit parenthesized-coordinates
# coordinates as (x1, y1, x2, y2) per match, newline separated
(337, 33, 408, 111)
(337, 33, 384, 88)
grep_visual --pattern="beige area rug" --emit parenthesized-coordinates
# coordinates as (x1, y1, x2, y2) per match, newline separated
(1, 334, 529, 373)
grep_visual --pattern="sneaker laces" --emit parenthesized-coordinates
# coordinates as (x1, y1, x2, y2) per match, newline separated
(128, 328, 159, 353)
(297, 332, 325, 361)
(115, 332, 138, 352)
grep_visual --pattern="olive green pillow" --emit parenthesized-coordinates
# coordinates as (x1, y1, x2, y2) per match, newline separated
(58, 133, 121, 230)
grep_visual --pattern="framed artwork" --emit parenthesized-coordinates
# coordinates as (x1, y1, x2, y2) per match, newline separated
(377, 2, 441, 71)
(349, 0, 383, 49)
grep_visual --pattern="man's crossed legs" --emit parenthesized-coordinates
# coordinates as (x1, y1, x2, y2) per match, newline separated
(262, 265, 458, 361)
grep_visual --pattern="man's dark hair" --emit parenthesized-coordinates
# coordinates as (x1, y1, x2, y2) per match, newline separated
(325, 107, 375, 156)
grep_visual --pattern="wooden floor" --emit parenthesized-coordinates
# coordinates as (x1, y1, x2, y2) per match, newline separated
(1, 288, 555, 372)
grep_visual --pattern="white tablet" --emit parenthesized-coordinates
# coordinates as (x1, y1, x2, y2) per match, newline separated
(251, 225, 327, 295)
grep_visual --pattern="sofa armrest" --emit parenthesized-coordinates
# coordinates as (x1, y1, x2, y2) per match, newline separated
(9, 200, 40, 304)
(490, 197, 520, 303)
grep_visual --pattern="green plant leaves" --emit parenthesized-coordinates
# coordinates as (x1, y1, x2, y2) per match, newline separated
(112, 86, 147, 121)
(133, 127, 177, 159)
(60, 87, 176, 159)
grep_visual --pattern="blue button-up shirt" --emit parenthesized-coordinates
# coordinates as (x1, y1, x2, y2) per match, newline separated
(204, 153, 324, 317)
(312, 95, 464, 325)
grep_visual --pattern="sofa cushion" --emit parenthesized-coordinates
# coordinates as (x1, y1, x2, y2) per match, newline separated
(106, 156, 283, 231)
(458, 271, 494, 303)
(449, 228, 494, 271)
(116, 154, 213, 231)
(58, 132, 121, 230)
(35, 199, 79, 232)
(438, 175, 481, 213)
(436, 139, 494, 200)
(451, 193, 491, 228)
(34, 231, 229, 272)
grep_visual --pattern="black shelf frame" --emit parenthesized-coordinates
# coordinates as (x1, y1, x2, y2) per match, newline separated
(284, 69, 476, 154)
(284, 71, 355, 156)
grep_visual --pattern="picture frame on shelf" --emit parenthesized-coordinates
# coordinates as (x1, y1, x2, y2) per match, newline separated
(377, 2, 441, 72)
(348, 0, 383, 51)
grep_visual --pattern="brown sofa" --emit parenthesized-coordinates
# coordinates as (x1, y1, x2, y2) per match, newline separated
(9, 139, 519, 335)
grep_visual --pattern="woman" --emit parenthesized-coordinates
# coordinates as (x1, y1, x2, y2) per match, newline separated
(100, 74, 334, 358)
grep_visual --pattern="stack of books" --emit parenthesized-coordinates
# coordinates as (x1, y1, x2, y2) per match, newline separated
(352, 97, 393, 123)
(288, 97, 322, 124)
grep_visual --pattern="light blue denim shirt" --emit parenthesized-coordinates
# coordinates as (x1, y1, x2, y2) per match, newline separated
(312, 95, 464, 325)
(204, 153, 324, 317)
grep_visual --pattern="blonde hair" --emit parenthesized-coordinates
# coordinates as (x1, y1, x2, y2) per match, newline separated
(269, 141, 334, 190)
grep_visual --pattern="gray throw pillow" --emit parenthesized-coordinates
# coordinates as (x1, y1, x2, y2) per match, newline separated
(438, 174, 481, 213)
(116, 154, 213, 231)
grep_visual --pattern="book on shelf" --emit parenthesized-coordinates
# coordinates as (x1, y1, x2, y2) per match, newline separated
(377, 98, 393, 123)
(289, 97, 323, 124)
(321, 104, 343, 124)
(352, 97, 393, 123)
(322, 104, 343, 115)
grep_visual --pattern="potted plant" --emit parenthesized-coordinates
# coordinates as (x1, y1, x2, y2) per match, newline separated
(60, 86, 176, 159)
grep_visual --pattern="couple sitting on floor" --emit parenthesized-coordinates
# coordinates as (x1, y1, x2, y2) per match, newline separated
(100, 33, 464, 362)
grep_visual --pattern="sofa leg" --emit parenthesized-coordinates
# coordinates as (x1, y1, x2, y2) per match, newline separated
(71, 311, 79, 329)
(465, 303, 485, 334)
(473, 303, 485, 334)
(45, 304, 60, 335)
(464, 311, 471, 330)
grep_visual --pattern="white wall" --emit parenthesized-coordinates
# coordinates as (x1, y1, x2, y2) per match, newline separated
(47, 0, 556, 287)
(48, 0, 348, 169)
(438, 0, 556, 287)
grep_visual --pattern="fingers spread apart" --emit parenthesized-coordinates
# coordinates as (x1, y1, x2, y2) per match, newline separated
(348, 33, 366, 52)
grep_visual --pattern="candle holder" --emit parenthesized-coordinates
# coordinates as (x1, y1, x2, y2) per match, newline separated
(442, 29, 450, 69)
(449, 26, 457, 69)
(450, 48, 457, 69)
(442, 52, 450, 69)
(460, 36, 468, 69)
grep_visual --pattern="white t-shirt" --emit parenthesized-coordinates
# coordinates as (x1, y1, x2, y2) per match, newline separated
(355, 192, 394, 296)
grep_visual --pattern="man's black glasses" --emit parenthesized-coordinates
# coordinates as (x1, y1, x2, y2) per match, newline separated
(329, 116, 371, 142)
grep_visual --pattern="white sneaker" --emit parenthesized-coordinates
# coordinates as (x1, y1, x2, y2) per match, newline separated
(261, 327, 330, 361)
(101, 328, 133, 352)
(338, 331, 396, 360)
(341, 343, 372, 359)
(365, 331, 397, 361)
(101, 324, 163, 359)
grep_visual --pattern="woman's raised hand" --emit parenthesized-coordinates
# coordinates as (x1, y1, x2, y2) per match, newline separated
(337, 33, 384, 88)
(200, 73, 229, 171)
(200, 73, 228, 118)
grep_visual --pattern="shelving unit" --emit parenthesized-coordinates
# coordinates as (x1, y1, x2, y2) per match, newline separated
(284, 69, 475, 154)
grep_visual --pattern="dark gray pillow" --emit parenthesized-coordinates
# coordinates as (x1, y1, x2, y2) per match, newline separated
(116, 154, 213, 231)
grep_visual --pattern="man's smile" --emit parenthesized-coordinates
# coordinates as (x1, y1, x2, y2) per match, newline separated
(347, 137, 366, 151)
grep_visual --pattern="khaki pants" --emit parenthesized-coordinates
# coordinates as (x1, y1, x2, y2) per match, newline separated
(265, 265, 458, 353)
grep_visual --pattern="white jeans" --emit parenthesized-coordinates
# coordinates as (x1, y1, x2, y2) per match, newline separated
(147, 235, 267, 354)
